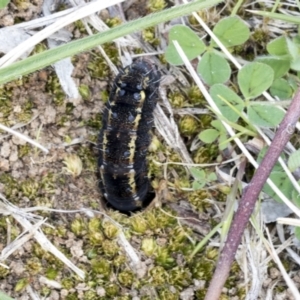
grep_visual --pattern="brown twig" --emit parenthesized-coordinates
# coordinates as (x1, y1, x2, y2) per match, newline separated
(205, 87, 300, 300)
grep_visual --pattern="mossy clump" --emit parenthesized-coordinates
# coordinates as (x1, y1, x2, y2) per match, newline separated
(87, 44, 119, 79)
(117, 269, 135, 288)
(105, 17, 122, 28)
(190, 256, 215, 281)
(199, 114, 214, 128)
(147, 0, 167, 12)
(74, 20, 87, 34)
(0, 97, 13, 125)
(193, 145, 219, 164)
(71, 217, 87, 237)
(18, 144, 31, 157)
(147, 265, 169, 286)
(17, 173, 56, 205)
(142, 27, 160, 46)
(62, 154, 83, 178)
(77, 145, 97, 172)
(141, 237, 157, 256)
(102, 220, 119, 239)
(32, 42, 47, 55)
(0, 265, 10, 279)
(251, 28, 270, 52)
(155, 247, 176, 269)
(0, 173, 18, 198)
(188, 189, 212, 213)
(179, 115, 200, 136)
(168, 90, 187, 108)
(130, 214, 149, 234)
(79, 84, 91, 101)
(46, 74, 66, 106)
(83, 290, 98, 300)
(45, 267, 58, 280)
(168, 226, 194, 254)
(102, 239, 119, 258)
(61, 277, 75, 290)
(224, 261, 242, 289)
(186, 85, 206, 106)
(26, 257, 42, 275)
(65, 293, 78, 300)
(112, 254, 126, 268)
(20, 178, 39, 198)
(169, 266, 192, 289)
(91, 257, 111, 279)
(85, 113, 102, 130)
(88, 218, 105, 246)
(157, 287, 179, 300)
(105, 283, 119, 297)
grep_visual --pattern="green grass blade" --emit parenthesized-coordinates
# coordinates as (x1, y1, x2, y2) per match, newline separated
(0, 0, 223, 85)
(189, 221, 223, 259)
(249, 10, 300, 24)
(0, 291, 15, 300)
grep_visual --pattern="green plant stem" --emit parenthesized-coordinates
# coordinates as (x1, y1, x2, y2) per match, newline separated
(189, 221, 223, 259)
(231, 0, 244, 16)
(0, 0, 222, 85)
(204, 87, 300, 300)
(271, 0, 281, 13)
(249, 10, 300, 24)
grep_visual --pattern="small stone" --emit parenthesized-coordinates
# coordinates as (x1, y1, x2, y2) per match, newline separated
(269, 267, 280, 279)
(1, 142, 11, 158)
(43, 106, 56, 124)
(60, 289, 69, 297)
(12, 135, 27, 145)
(180, 287, 194, 300)
(10, 261, 25, 276)
(96, 287, 106, 297)
(48, 290, 60, 300)
(9, 148, 18, 162)
(0, 159, 9, 171)
(1, 14, 14, 26)
(13, 105, 22, 113)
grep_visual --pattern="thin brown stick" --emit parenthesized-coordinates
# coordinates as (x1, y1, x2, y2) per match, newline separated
(205, 87, 300, 300)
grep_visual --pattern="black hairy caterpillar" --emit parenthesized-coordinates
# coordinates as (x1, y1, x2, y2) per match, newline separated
(98, 58, 161, 211)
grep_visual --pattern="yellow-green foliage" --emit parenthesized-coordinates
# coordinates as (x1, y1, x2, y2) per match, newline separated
(87, 44, 119, 79)
(186, 85, 206, 105)
(148, 0, 167, 12)
(193, 145, 218, 164)
(179, 115, 199, 136)
(105, 17, 122, 28)
(46, 75, 65, 106)
(168, 90, 187, 108)
(142, 27, 160, 46)
(188, 189, 212, 213)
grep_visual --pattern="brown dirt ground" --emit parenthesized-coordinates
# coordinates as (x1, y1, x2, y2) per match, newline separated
(0, 1, 299, 300)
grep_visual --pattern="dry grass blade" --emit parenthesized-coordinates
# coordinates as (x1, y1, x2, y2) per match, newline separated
(0, 218, 46, 262)
(0, 193, 85, 279)
(277, 217, 300, 227)
(0, 0, 124, 67)
(266, 228, 300, 299)
(154, 103, 193, 165)
(4, 204, 144, 275)
(244, 212, 268, 300)
(276, 223, 300, 266)
(0, 123, 48, 154)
